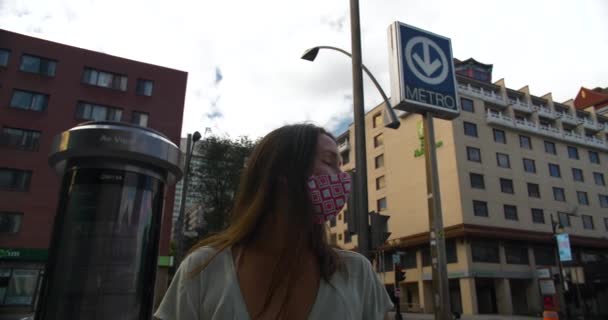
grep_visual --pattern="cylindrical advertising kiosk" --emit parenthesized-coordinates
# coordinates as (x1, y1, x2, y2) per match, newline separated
(36, 121, 182, 320)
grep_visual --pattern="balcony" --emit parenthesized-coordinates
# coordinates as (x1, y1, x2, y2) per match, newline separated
(338, 139, 350, 152)
(533, 105, 560, 120)
(581, 118, 603, 132)
(509, 99, 533, 113)
(486, 112, 608, 151)
(558, 112, 582, 126)
(458, 83, 507, 106)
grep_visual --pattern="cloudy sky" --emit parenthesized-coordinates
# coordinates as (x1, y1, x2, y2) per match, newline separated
(1, 0, 607, 138)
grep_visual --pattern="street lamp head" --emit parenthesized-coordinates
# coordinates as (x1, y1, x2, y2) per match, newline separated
(192, 131, 202, 143)
(301, 47, 320, 61)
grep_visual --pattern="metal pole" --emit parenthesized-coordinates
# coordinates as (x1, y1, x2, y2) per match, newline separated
(422, 112, 451, 320)
(349, 0, 370, 258)
(551, 213, 570, 319)
(394, 262, 403, 320)
(175, 134, 193, 266)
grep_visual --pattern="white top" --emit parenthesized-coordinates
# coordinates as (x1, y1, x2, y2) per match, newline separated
(154, 247, 393, 320)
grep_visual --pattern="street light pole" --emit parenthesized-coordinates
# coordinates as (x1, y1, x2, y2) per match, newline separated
(348, 0, 371, 260)
(175, 131, 201, 267)
(550, 213, 570, 319)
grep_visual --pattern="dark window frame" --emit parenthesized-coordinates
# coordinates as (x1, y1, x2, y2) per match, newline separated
(470, 173, 485, 189)
(19, 54, 57, 77)
(374, 154, 384, 169)
(496, 152, 510, 168)
(75, 101, 123, 122)
(519, 135, 532, 149)
(548, 163, 561, 178)
(505, 244, 529, 265)
(500, 178, 514, 194)
(572, 168, 584, 182)
(466, 146, 481, 163)
(493, 129, 506, 144)
(527, 183, 540, 198)
(473, 200, 488, 217)
(0, 127, 41, 151)
(544, 141, 557, 155)
(461, 98, 474, 112)
(531, 208, 545, 224)
(504, 204, 518, 220)
(593, 172, 605, 186)
(582, 215, 594, 230)
(553, 187, 566, 202)
(567, 146, 579, 159)
(471, 240, 500, 263)
(523, 158, 536, 173)
(0, 211, 23, 234)
(81, 67, 128, 91)
(136, 78, 154, 96)
(577, 191, 589, 206)
(0, 168, 32, 191)
(463, 121, 478, 137)
(588, 150, 600, 164)
(9, 89, 49, 112)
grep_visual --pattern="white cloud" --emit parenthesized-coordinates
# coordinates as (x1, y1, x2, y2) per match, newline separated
(2, 0, 607, 138)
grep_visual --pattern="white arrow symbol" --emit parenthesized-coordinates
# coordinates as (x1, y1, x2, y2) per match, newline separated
(412, 42, 441, 76)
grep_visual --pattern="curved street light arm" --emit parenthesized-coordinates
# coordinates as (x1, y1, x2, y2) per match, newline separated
(303, 46, 400, 129)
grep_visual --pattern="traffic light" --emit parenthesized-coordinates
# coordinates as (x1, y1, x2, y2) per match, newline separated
(370, 211, 391, 250)
(395, 263, 406, 283)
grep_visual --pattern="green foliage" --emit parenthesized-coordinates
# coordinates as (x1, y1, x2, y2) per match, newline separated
(190, 135, 255, 235)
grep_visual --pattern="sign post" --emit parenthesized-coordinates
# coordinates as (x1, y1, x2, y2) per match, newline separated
(388, 22, 460, 320)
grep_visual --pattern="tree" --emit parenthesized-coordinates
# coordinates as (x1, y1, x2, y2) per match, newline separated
(190, 135, 255, 236)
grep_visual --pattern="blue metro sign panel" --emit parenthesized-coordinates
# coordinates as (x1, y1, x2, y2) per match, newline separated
(388, 22, 460, 120)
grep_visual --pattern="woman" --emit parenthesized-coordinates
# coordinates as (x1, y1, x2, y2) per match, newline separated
(155, 124, 393, 320)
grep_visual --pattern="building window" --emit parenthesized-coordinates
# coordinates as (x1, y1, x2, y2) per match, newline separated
(467, 146, 481, 162)
(446, 240, 458, 263)
(0, 168, 32, 191)
(493, 129, 506, 144)
(593, 172, 605, 186)
(505, 244, 529, 265)
(377, 197, 387, 211)
(374, 134, 384, 148)
(553, 187, 566, 202)
(473, 200, 488, 217)
(76, 102, 122, 121)
(558, 212, 571, 227)
(19, 54, 56, 76)
(544, 141, 557, 155)
(496, 153, 510, 168)
(523, 158, 536, 173)
(338, 233, 342, 241)
(82, 67, 128, 91)
(1, 268, 42, 305)
(329, 233, 337, 245)
(461, 98, 474, 112)
(599, 194, 608, 208)
(0, 127, 41, 151)
(136, 79, 154, 96)
(582, 215, 594, 230)
(372, 113, 382, 128)
(548, 163, 561, 178)
(572, 168, 584, 182)
(0, 212, 23, 233)
(527, 183, 540, 198)
(567, 146, 579, 159)
(531, 208, 545, 224)
(605, 218, 608, 231)
(577, 191, 589, 206)
(403, 251, 417, 268)
(376, 175, 386, 190)
(344, 230, 352, 243)
(463, 121, 478, 137)
(374, 154, 384, 169)
(422, 247, 431, 266)
(504, 204, 518, 220)
(534, 246, 556, 265)
(470, 173, 485, 189)
(10, 90, 49, 111)
(329, 216, 336, 228)
(341, 151, 350, 165)
(0, 49, 10, 66)
(471, 240, 500, 263)
(519, 135, 532, 149)
(500, 178, 514, 194)
(131, 111, 149, 127)
(588, 150, 600, 164)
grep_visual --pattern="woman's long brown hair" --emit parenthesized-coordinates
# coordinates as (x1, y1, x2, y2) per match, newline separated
(185, 123, 343, 318)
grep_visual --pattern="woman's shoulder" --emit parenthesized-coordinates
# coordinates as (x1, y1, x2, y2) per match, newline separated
(333, 249, 373, 275)
(180, 246, 228, 274)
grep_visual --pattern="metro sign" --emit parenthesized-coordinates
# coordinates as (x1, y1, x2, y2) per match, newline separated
(388, 22, 460, 119)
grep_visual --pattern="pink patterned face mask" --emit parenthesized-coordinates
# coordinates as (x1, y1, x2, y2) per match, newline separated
(307, 172, 352, 224)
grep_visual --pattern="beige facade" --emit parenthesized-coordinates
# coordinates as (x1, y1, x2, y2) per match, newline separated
(331, 69, 608, 316)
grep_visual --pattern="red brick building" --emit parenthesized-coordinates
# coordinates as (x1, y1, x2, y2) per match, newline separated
(0, 29, 187, 313)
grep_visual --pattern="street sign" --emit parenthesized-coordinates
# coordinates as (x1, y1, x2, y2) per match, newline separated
(393, 254, 401, 264)
(556, 233, 572, 262)
(395, 288, 402, 298)
(539, 279, 556, 295)
(536, 268, 551, 279)
(388, 22, 460, 119)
